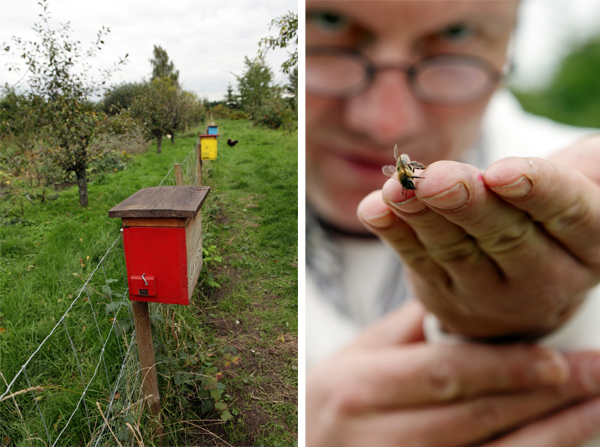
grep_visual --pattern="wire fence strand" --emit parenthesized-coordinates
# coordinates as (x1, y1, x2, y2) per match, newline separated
(1, 143, 202, 447)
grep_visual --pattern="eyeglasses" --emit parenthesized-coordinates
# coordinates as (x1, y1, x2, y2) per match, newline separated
(306, 46, 503, 105)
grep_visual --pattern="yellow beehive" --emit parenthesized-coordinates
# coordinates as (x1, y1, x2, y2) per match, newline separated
(200, 135, 218, 160)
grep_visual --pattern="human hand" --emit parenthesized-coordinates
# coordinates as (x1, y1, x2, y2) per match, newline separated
(357, 136, 600, 339)
(306, 301, 600, 447)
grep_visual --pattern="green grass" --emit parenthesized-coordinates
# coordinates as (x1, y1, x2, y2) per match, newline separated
(0, 120, 298, 446)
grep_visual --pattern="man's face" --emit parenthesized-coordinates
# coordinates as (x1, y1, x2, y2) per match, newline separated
(306, 0, 518, 233)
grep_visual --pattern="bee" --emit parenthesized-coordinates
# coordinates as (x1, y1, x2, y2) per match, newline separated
(382, 144, 426, 192)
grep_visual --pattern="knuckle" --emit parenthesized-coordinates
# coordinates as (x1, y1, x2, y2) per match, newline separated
(479, 217, 537, 256)
(546, 199, 592, 234)
(332, 387, 362, 415)
(427, 236, 480, 264)
(425, 355, 464, 401)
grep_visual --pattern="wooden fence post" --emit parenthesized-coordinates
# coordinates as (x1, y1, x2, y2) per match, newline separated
(174, 163, 184, 186)
(131, 301, 160, 415)
(196, 143, 203, 186)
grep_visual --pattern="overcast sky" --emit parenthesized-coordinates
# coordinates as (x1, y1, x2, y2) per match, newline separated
(509, 0, 600, 90)
(1, 0, 297, 101)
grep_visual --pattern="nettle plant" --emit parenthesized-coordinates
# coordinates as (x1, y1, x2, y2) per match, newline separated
(155, 341, 240, 421)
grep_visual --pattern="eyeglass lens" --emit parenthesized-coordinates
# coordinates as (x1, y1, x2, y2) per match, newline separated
(307, 50, 498, 104)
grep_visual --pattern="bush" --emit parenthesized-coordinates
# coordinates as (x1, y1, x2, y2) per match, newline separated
(209, 104, 231, 119)
(253, 96, 295, 130)
(229, 110, 248, 120)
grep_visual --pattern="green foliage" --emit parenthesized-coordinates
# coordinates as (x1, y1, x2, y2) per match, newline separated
(130, 78, 175, 154)
(179, 90, 207, 131)
(287, 66, 298, 113)
(209, 103, 232, 119)
(224, 82, 239, 109)
(512, 35, 600, 128)
(101, 81, 145, 115)
(0, 91, 41, 140)
(258, 11, 298, 74)
(230, 110, 249, 120)
(150, 45, 180, 86)
(130, 79, 205, 153)
(234, 57, 275, 117)
(155, 344, 240, 421)
(253, 92, 295, 130)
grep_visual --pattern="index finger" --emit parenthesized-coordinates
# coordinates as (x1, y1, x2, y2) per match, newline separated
(484, 156, 600, 268)
(316, 343, 570, 412)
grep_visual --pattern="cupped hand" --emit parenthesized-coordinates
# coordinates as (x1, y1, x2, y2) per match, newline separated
(306, 301, 600, 447)
(357, 136, 600, 338)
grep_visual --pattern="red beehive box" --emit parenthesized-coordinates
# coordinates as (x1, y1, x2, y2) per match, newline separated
(108, 186, 210, 305)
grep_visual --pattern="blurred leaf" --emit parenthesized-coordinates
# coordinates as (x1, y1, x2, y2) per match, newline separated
(220, 410, 233, 421)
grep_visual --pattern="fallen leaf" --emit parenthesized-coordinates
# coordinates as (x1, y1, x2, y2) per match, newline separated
(277, 335, 285, 343)
(0, 328, 7, 333)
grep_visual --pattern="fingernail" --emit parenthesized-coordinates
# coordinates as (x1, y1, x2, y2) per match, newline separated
(532, 350, 570, 385)
(422, 183, 469, 210)
(491, 176, 532, 198)
(388, 196, 427, 214)
(581, 356, 600, 393)
(359, 209, 394, 228)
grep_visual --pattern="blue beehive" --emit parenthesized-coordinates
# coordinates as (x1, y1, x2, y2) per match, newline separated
(207, 126, 218, 135)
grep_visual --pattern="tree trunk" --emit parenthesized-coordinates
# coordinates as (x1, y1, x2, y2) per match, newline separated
(157, 135, 162, 154)
(75, 165, 88, 207)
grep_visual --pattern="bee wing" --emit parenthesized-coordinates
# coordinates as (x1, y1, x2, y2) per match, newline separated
(393, 144, 400, 161)
(382, 165, 398, 179)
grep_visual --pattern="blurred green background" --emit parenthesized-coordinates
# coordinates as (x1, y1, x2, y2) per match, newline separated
(510, 34, 600, 129)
